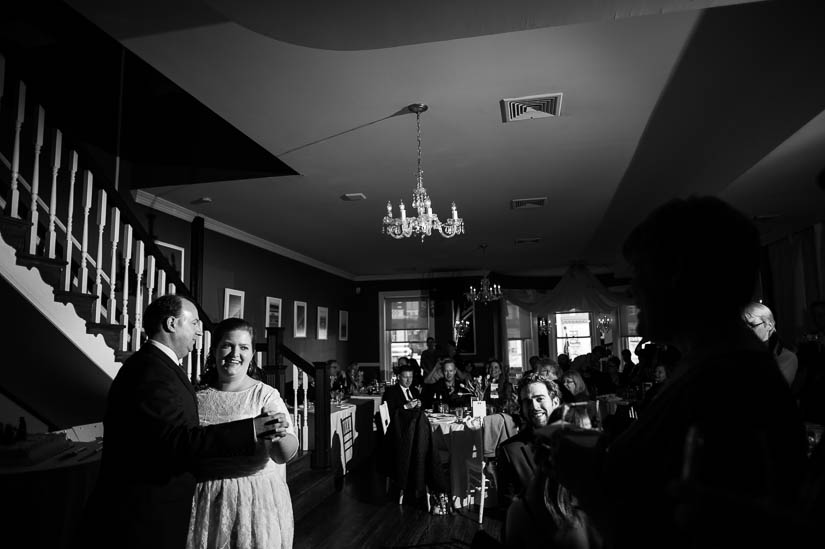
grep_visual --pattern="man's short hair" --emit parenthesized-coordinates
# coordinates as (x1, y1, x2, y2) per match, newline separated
(398, 361, 417, 375)
(143, 295, 185, 337)
(517, 371, 562, 401)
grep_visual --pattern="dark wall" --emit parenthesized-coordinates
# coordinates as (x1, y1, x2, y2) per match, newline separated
(133, 204, 356, 367)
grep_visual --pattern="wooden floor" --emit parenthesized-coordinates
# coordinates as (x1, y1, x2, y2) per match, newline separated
(294, 456, 504, 549)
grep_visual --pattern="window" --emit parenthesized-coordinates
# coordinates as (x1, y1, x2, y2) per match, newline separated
(556, 312, 592, 359)
(505, 301, 534, 375)
(621, 305, 643, 354)
(379, 291, 432, 381)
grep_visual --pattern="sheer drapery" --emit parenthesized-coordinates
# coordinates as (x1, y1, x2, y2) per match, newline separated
(503, 264, 631, 315)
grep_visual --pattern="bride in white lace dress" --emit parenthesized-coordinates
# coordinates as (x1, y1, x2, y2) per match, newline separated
(187, 319, 298, 549)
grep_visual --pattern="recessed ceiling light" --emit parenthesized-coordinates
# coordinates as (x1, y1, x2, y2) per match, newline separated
(190, 197, 213, 205)
(340, 193, 367, 201)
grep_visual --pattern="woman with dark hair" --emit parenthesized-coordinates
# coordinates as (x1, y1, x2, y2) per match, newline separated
(743, 302, 798, 386)
(482, 359, 513, 413)
(187, 318, 298, 549)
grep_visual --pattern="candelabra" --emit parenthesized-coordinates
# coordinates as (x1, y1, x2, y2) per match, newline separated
(454, 319, 470, 340)
(596, 313, 613, 342)
(466, 275, 502, 304)
(539, 317, 552, 336)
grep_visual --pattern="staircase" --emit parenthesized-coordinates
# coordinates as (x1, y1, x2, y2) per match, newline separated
(0, 50, 338, 513)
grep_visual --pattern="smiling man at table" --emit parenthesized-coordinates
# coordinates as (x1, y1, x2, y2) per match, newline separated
(382, 361, 422, 415)
(495, 371, 562, 506)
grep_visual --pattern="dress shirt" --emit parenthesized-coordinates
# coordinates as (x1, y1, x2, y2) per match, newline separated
(148, 339, 182, 366)
(404, 387, 412, 401)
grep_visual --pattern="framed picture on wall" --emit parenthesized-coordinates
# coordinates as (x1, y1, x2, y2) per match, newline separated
(223, 289, 245, 319)
(317, 306, 329, 340)
(339, 310, 349, 341)
(294, 301, 307, 338)
(265, 297, 282, 329)
(155, 240, 185, 282)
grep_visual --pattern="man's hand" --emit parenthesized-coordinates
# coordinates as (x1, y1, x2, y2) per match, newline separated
(404, 398, 421, 410)
(254, 412, 288, 440)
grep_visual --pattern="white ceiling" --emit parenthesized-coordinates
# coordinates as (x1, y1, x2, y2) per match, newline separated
(67, 0, 825, 280)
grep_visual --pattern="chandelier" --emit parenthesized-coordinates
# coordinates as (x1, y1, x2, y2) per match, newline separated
(382, 103, 465, 241)
(454, 319, 470, 340)
(465, 244, 502, 304)
(466, 275, 502, 304)
(539, 316, 552, 336)
(596, 313, 613, 339)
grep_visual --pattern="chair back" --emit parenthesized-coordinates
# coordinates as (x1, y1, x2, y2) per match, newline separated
(340, 413, 354, 463)
(379, 401, 391, 434)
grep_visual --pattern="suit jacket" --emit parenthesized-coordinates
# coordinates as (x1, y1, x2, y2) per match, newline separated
(496, 428, 536, 505)
(382, 383, 421, 416)
(87, 343, 256, 549)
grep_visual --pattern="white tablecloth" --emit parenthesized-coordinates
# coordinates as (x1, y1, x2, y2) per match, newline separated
(306, 399, 376, 476)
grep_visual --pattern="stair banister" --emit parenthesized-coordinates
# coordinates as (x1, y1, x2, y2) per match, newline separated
(107, 208, 120, 325)
(7, 81, 24, 219)
(132, 240, 145, 351)
(78, 170, 93, 294)
(62, 151, 77, 291)
(92, 189, 108, 322)
(47, 128, 61, 258)
(119, 224, 133, 351)
(26, 105, 44, 254)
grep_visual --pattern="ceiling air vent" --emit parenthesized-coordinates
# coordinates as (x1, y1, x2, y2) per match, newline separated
(515, 237, 542, 246)
(340, 193, 367, 201)
(501, 93, 562, 123)
(511, 197, 547, 210)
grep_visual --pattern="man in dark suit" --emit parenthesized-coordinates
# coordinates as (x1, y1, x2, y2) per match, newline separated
(382, 361, 421, 416)
(496, 371, 562, 506)
(84, 295, 285, 549)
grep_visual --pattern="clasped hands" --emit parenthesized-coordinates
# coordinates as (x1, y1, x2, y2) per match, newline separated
(253, 410, 289, 440)
(404, 398, 422, 410)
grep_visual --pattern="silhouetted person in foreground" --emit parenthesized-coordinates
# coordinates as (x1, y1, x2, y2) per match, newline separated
(539, 197, 807, 548)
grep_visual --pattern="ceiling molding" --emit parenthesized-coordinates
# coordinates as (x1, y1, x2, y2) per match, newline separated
(133, 190, 355, 281)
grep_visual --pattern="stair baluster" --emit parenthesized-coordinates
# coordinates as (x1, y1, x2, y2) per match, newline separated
(62, 152, 78, 291)
(107, 208, 120, 324)
(27, 106, 45, 254)
(47, 129, 62, 258)
(301, 370, 309, 452)
(7, 82, 25, 219)
(145, 255, 156, 305)
(119, 224, 132, 351)
(157, 269, 167, 298)
(132, 240, 145, 352)
(78, 171, 93, 294)
(92, 189, 108, 322)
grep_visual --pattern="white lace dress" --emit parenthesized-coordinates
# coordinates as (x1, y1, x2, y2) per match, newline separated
(187, 382, 294, 549)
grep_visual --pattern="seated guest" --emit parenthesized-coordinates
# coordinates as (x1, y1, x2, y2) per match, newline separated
(743, 302, 799, 386)
(422, 358, 472, 409)
(483, 359, 514, 413)
(639, 364, 668, 411)
(538, 358, 562, 381)
(329, 359, 352, 395)
(496, 371, 563, 506)
(557, 353, 572, 372)
(560, 370, 590, 403)
(348, 362, 364, 393)
(382, 361, 422, 416)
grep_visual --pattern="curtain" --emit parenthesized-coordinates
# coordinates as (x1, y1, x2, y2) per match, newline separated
(503, 264, 632, 314)
(766, 223, 824, 344)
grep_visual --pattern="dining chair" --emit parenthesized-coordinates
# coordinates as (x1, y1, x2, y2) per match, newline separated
(464, 413, 494, 524)
(340, 413, 354, 465)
